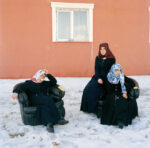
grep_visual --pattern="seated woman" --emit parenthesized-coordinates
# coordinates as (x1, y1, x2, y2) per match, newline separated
(12, 69, 68, 133)
(80, 43, 115, 115)
(101, 64, 138, 128)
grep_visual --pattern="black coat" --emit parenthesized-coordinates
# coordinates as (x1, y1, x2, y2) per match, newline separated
(13, 74, 57, 96)
(13, 74, 60, 125)
(80, 56, 115, 113)
(101, 76, 138, 126)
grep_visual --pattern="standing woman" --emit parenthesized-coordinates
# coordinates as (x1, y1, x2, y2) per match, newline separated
(80, 43, 115, 114)
(101, 64, 138, 128)
(12, 69, 68, 133)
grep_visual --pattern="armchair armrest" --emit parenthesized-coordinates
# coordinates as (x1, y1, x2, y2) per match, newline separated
(128, 78, 140, 99)
(18, 92, 29, 106)
(47, 85, 65, 99)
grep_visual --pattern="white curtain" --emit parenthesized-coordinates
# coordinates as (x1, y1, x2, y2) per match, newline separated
(58, 11, 70, 40)
(73, 10, 88, 41)
(57, 9, 88, 41)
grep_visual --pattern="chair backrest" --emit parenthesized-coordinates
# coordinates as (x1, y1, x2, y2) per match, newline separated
(125, 77, 140, 99)
(13, 82, 30, 106)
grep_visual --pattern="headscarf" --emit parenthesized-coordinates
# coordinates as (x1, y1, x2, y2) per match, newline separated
(31, 70, 46, 82)
(98, 43, 115, 59)
(107, 64, 126, 93)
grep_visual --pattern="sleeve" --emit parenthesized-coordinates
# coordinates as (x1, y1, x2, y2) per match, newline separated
(103, 78, 112, 94)
(94, 57, 103, 80)
(111, 58, 116, 65)
(46, 73, 57, 86)
(104, 58, 116, 79)
(107, 58, 116, 70)
(13, 82, 28, 94)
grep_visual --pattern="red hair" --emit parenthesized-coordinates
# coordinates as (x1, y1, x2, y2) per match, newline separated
(98, 43, 115, 59)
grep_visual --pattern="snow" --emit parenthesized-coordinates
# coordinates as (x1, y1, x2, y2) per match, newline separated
(0, 76, 150, 148)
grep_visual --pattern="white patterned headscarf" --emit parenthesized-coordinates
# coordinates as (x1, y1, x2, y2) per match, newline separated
(107, 64, 126, 93)
(32, 70, 46, 82)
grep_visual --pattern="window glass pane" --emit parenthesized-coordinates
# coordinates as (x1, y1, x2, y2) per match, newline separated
(58, 11, 70, 40)
(73, 10, 88, 41)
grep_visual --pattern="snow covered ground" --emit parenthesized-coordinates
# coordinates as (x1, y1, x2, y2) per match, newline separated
(0, 76, 150, 148)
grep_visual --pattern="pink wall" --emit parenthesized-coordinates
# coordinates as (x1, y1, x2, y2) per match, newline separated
(0, 0, 150, 78)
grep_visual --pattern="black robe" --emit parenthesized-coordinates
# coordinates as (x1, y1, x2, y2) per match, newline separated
(101, 76, 138, 126)
(80, 56, 115, 114)
(13, 74, 60, 125)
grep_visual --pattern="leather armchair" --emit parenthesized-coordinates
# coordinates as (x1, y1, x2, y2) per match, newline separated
(13, 83, 66, 126)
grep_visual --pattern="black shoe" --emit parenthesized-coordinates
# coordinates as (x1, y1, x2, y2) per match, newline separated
(57, 119, 69, 125)
(47, 123, 54, 133)
(118, 122, 124, 129)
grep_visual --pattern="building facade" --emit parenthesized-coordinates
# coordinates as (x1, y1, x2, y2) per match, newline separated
(0, 0, 150, 78)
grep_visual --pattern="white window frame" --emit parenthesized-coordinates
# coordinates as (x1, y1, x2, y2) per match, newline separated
(51, 2, 94, 42)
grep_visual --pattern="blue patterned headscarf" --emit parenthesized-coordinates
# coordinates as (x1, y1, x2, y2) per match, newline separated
(107, 64, 126, 93)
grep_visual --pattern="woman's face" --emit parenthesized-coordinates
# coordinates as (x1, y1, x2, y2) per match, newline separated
(37, 74, 46, 83)
(115, 68, 121, 77)
(100, 47, 106, 55)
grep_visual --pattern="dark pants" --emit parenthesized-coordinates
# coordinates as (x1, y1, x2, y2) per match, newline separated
(30, 94, 60, 125)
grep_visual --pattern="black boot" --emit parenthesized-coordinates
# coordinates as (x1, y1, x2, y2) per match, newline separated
(118, 122, 124, 129)
(47, 123, 54, 133)
(56, 119, 69, 125)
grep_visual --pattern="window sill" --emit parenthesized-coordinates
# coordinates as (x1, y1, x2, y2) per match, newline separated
(52, 41, 93, 43)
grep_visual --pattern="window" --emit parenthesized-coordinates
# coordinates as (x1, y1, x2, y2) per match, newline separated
(51, 2, 94, 42)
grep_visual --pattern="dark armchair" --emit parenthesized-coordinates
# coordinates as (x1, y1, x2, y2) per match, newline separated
(96, 77, 140, 118)
(13, 83, 66, 126)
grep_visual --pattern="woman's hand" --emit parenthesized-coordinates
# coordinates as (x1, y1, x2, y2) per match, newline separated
(123, 92, 128, 99)
(43, 69, 48, 74)
(98, 79, 103, 84)
(12, 93, 18, 99)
